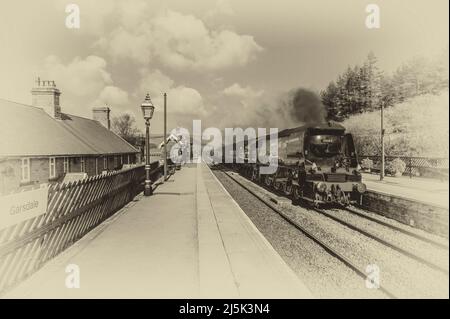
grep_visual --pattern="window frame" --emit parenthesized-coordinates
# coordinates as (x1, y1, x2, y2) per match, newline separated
(63, 157, 69, 173)
(21, 158, 30, 183)
(49, 157, 56, 179)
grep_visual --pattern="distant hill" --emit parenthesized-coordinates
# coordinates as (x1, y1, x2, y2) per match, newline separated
(343, 90, 449, 158)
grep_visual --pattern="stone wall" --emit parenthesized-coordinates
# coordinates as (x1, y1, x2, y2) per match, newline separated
(361, 191, 449, 238)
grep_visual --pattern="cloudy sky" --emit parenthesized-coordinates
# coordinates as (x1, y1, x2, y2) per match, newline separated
(0, 0, 448, 133)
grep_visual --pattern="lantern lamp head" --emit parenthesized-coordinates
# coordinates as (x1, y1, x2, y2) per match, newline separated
(141, 93, 155, 121)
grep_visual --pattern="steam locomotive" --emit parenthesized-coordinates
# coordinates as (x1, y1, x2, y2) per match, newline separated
(222, 122, 366, 207)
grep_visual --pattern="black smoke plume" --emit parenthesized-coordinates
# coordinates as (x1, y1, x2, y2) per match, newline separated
(285, 88, 327, 124)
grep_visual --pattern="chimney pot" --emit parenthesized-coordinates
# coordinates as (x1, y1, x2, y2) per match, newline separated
(31, 78, 61, 119)
(92, 106, 111, 130)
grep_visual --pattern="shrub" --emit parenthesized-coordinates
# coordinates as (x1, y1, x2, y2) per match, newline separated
(387, 158, 406, 176)
(361, 158, 374, 170)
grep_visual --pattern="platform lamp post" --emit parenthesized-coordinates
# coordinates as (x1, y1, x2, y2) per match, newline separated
(141, 93, 155, 196)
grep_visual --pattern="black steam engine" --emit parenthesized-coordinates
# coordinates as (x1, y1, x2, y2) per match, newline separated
(224, 122, 366, 207)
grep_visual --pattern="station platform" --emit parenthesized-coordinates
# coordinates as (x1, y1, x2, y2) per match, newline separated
(362, 173, 449, 209)
(3, 163, 311, 299)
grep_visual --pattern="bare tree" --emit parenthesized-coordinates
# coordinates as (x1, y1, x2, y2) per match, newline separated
(111, 113, 141, 145)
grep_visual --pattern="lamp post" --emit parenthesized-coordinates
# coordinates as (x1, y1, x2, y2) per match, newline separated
(141, 93, 155, 196)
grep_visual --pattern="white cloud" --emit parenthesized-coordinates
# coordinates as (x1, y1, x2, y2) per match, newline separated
(222, 83, 264, 98)
(138, 69, 175, 97)
(94, 86, 129, 107)
(96, 9, 262, 71)
(42, 55, 112, 97)
(204, 0, 235, 26)
(137, 69, 206, 115)
(96, 27, 151, 65)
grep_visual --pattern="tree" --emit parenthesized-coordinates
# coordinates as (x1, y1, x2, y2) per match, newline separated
(360, 52, 383, 111)
(111, 113, 141, 145)
(321, 81, 340, 120)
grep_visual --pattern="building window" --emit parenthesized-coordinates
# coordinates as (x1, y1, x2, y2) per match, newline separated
(81, 157, 85, 172)
(120, 155, 123, 165)
(127, 154, 130, 164)
(103, 157, 107, 170)
(63, 157, 69, 173)
(49, 157, 56, 179)
(95, 157, 98, 175)
(21, 158, 30, 183)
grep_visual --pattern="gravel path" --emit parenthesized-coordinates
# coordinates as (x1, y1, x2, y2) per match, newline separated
(214, 168, 449, 298)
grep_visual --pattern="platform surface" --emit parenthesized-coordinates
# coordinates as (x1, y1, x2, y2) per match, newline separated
(362, 173, 449, 208)
(3, 163, 311, 299)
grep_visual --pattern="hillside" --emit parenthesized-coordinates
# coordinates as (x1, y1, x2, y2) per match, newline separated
(342, 90, 449, 158)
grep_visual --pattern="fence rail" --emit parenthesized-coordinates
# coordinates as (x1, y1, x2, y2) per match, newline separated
(0, 162, 161, 294)
(359, 155, 449, 179)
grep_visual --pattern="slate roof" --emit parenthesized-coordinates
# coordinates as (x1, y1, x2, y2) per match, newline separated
(0, 99, 138, 157)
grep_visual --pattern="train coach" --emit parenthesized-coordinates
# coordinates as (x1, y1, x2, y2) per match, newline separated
(222, 122, 366, 207)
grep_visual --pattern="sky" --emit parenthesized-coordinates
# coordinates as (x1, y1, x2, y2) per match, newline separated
(0, 0, 448, 133)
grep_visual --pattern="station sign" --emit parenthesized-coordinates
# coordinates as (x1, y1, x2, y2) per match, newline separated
(0, 184, 49, 230)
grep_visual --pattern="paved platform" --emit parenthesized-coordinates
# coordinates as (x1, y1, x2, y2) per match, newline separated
(363, 173, 449, 209)
(3, 163, 311, 299)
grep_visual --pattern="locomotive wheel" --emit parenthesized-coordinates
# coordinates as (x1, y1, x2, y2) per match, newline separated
(264, 174, 273, 187)
(264, 175, 275, 187)
(273, 180, 282, 192)
(284, 183, 293, 196)
(337, 189, 349, 207)
(251, 169, 258, 182)
(292, 186, 302, 203)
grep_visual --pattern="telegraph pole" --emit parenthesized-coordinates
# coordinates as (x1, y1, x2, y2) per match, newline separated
(163, 93, 168, 182)
(380, 102, 385, 181)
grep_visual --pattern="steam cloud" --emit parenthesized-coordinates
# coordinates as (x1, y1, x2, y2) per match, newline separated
(283, 88, 327, 124)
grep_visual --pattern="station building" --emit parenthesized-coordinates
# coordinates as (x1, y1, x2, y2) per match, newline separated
(0, 79, 139, 194)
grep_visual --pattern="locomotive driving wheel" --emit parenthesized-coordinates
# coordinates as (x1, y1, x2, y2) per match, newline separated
(336, 188, 349, 206)
(251, 168, 259, 182)
(264, 174, 274, 187)
(273, 179, 282, 192)
(284, 182, 293, 196)
(292, 185, 303, 202)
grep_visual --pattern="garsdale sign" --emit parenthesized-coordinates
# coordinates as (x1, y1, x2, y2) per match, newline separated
(0, 185, 49, 230)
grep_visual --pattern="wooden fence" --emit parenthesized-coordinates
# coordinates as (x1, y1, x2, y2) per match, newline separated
(0, 163, 161, 294)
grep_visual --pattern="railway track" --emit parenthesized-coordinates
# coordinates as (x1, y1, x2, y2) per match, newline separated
(311, 207, 449, 276)
(231, 166, 449, 267)
(342, 206, 449, 250)
(215, 166, 399, 299)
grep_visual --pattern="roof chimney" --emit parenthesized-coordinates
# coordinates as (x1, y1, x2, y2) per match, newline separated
(31, 77, 62, 119)
(92, 106, 111, 130)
